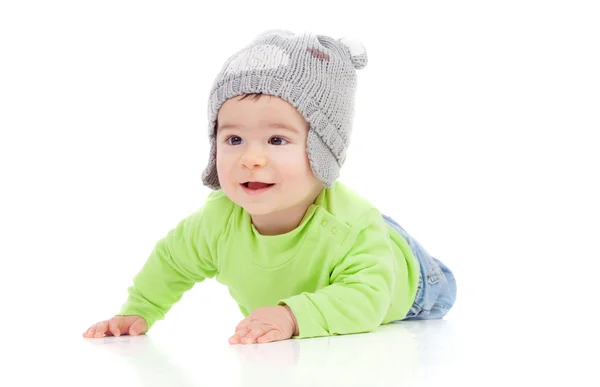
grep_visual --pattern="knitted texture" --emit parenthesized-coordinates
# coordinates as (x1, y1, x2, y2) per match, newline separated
(201, 29, 368, 190)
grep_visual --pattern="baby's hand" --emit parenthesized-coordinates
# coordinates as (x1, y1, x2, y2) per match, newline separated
(229, 305, 298, 345)
(83, 315, 147, 338)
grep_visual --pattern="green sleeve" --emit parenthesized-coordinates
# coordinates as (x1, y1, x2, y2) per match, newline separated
(118, 210, 217, 330)
(278, 209, 395, 339)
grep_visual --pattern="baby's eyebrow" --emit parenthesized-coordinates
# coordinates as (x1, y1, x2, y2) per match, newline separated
(266, 123, 300, 134)
(217, 124, 241, 132)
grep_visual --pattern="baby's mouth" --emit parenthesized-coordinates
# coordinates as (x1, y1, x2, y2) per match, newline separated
(242, 182, 275, 190)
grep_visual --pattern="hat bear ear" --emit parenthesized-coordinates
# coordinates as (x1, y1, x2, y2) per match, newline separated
(339, 36, 368, 70)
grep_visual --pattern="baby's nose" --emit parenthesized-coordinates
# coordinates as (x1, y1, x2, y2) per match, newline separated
(241, 153, 268, 168)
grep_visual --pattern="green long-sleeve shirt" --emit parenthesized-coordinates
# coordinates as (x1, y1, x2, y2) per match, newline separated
(118, 181, 420, 339)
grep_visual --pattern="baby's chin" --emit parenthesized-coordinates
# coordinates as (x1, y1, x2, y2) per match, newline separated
(240, 202, 280, 216)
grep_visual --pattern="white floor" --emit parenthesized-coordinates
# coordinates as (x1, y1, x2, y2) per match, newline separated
(4, 310, 596, 387)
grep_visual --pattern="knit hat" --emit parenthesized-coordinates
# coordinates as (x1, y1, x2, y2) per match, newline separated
(201, 29, 368, 190)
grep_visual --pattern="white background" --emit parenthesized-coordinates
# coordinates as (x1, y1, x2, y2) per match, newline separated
(1, 1, 598, 385)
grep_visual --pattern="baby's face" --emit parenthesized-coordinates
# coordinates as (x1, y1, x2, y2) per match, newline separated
(215, 95, 323, 218)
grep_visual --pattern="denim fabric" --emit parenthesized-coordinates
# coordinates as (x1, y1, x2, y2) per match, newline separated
(382, 214, 457, 320)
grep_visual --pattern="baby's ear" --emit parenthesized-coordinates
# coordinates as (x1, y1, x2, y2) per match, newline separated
(338, 36, 368, 70)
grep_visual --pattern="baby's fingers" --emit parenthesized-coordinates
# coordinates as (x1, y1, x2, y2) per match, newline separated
(92, 321, 109, 338)
(83, 323, 97, 338)
(228, 328, 249, 345)
(108, 319, 121, 337)
(256, 330, 284, 344)
(235, 318, 252, 331)
(241, 326, 268, 345)
(128, 318, 147, 336)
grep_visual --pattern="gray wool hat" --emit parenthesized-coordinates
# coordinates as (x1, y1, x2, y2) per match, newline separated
(201, 29, 368, 190)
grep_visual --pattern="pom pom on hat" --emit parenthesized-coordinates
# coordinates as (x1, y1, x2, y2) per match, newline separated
(339, 36, 368, 70)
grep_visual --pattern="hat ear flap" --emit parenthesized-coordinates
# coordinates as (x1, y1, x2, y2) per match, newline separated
(339, 36, 368, 70)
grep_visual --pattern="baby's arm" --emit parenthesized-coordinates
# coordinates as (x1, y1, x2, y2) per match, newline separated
(117, 211, 217, 331)
(278, 209, 395, 339)
(83, 210, 217, 338)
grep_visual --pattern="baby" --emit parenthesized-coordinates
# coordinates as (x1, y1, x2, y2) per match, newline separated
(83, 29, 457, 345)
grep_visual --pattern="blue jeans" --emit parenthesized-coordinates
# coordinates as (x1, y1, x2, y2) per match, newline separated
(382, 214, 457, 320)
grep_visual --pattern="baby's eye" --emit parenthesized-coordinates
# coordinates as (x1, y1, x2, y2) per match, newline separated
(227, 136, 243, 145)
(269, 136, 288, 146)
